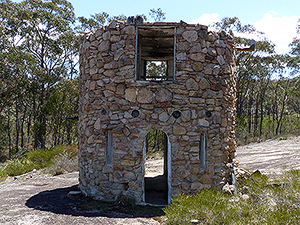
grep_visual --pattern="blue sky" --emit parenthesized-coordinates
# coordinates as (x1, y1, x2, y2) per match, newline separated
(14, 0, 300, 54)
(70, 0, 300, 54)
(71, 0, 298, 25)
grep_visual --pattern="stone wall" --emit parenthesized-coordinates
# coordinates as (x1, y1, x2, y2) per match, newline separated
(78, 19, 237, 203)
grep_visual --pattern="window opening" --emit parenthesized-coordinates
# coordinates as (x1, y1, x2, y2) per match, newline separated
(146, 61, 167, 81)
(105, 130, 113, 165)
(200, 133, 206, 168)
(144, 130, 168, 205)
(136, 26, 175, 81)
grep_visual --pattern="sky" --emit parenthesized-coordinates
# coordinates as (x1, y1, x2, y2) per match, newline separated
(12, 0, 300, 54)
(67, 0, 300, 54)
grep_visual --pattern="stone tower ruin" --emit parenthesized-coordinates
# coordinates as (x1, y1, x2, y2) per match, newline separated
(78, 18, 237, 205)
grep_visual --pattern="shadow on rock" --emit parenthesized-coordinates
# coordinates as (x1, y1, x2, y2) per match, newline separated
(26, 185, 165, 218)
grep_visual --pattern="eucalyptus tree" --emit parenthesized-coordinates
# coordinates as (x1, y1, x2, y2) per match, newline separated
(15, 0, 78, 149)
(0, 0, 79, 152)
(0, 0, 37, 156)
(213, 17, 286, 139)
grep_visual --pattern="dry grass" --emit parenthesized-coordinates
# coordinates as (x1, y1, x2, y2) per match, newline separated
(0, 145, 78, 180)
(164, 170, 300, 224)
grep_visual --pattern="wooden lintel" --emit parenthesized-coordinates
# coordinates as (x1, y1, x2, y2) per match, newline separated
(236, 40, 255, 52)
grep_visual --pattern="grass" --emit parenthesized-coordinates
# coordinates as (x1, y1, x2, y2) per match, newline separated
(0, 145, 78, 180)
(164, 170, 300, 224)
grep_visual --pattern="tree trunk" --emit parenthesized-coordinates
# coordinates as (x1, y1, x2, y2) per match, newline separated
(254, 95, 259, 137)
(27, 112, 31, 146)
(15, 100, 19, 153)
(276, 94, 287, 135)
(34, 89, 47, 149)
(34, 115, 45, 149)
(8, 116, 12, 159)
(259, 94, 264, 136)
(20, 104, 27, 148)
(247, 95, 252, 134)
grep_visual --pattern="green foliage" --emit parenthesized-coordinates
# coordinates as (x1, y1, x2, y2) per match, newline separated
(213, 16, 256, 33)
(165, 189, 230, 224)
(146, 130, 167, 158)
(0, 0, 79, 153)
(0, 145, 78, 180)
(146, 61, 168, 80)
(149, 8, 166, 22)
(76, 12, 147, 33)
(214, 17, 300, 142)
(1, 158, 36, 177)
(26, 146, 63, 168)
(45, 144, 78, 175)
(76, 12, 109, 32)
(165, 170, 300, 224)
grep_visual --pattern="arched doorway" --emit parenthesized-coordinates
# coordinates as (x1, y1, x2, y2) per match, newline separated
(143, 130, 171, 205)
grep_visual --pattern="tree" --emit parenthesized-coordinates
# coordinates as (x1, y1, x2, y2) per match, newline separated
(213, 17, 290, 141)
(76, 12, 110, 32)
(149, 8, 166, 22)
(16, 0, 78, 149)
(0, 0, 79, 153)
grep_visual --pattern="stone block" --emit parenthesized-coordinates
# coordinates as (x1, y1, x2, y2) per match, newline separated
(173, 160, 186, 165)
(123, 26, 135, 34)
(182, 30, 198, 43)
(177, 42, 189, 51)
(98, 40, 110, 52)
(191, 182, 202, 190)
(173, 124, 186, 135)
(137, 88, 154, 104)
(198, 119, 209, 127)
(188, 53, 205, 62)
(200, 174, 212, 184)
(104, 60, 118, 69)
(176, 52, 187, 61)
(186, 78, 198, 90)
(190, 97, 205, 104)
(124, 172, 136, 180)
(125, 88, 136, 102)
(155, 88, 173, 102)
(159, 111, 169, 122)
(192, 62, 204, 72)
(121, 160, 135, 166)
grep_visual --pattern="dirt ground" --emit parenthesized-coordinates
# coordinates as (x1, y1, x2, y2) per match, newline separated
(0, 136, 299, 224)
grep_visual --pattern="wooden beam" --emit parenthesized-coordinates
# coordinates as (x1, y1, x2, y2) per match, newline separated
(236, 40, 255, 52)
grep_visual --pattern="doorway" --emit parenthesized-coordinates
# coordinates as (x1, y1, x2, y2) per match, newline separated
(143, 130, 171, 205)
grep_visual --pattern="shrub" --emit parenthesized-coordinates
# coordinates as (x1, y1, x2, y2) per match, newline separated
(26, 147, 62, 168)
(2, 158, 36, 176)
(0, 145, 78, 180)
(45, 153, 78, 176)
(164, 170, 300, 224)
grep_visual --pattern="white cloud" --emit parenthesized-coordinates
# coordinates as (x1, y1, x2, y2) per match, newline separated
(270, 10, 278, 15)
(192, 13, 220, 26)
(253, 13, 299, 54)
(192, 12, 300, 54)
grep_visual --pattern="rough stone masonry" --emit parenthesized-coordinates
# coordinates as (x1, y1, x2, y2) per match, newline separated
(78, 17, 237, 204)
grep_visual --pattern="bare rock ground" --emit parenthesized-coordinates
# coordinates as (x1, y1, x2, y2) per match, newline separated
(0, 171, 160, 225)
(236, 136, 300, 176)
(0, 136, 299, 224)
(145, 158, 163, 177)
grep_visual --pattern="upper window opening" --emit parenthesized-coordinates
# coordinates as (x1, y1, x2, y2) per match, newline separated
(136, 27, 176, 81)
